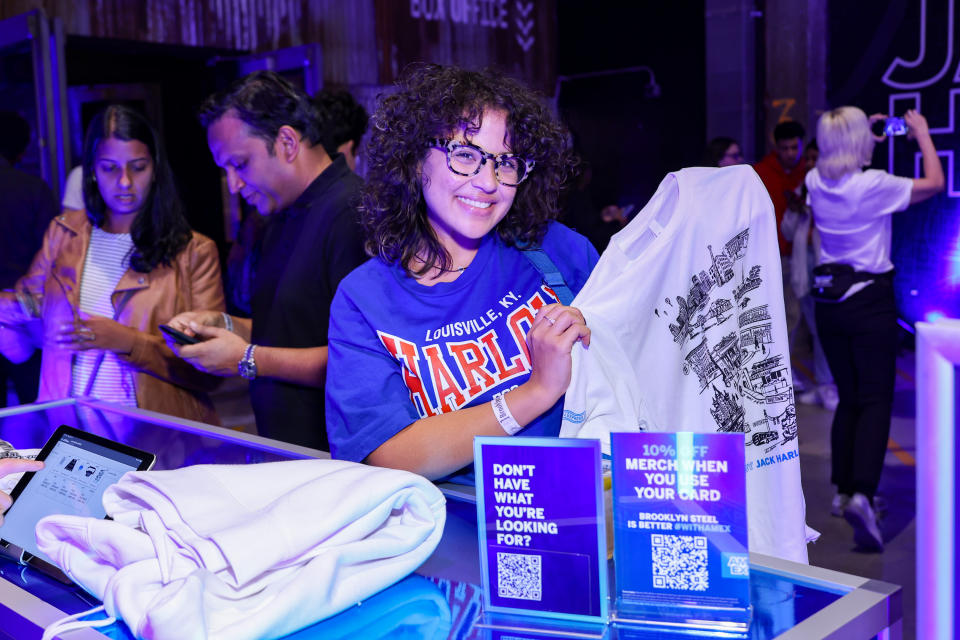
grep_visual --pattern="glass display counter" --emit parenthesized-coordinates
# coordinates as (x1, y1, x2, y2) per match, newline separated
(0, 399, 901, 639)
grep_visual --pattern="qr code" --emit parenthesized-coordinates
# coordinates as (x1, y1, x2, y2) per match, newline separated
(651, 534, 709, 591)
(497, 552, 542, 601)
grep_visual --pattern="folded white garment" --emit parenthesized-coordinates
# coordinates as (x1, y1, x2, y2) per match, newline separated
(36, 459, 446, 640)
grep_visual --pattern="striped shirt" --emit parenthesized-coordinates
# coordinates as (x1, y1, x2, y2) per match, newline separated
(70, 227, 138, 406)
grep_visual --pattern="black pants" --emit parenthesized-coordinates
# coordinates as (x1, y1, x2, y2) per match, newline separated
(0, 351, 40, 408)
(814, 278, 898, 500)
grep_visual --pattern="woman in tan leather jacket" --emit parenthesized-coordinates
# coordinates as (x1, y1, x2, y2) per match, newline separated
(0, 105, 225, 424)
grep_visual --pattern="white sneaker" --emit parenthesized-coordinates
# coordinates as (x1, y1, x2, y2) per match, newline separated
(830, 493, 850, 517)
(843, 493, 883, 551)
(818, 385, 839, 412)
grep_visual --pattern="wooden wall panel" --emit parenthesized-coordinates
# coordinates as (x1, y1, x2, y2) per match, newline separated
(304, 0, 379, 86)
(1, 0, 556, 92)
(2, 0, 307, 51)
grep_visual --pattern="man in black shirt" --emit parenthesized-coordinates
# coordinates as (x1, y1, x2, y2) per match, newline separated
(168, 72, 367, 450)
(0, 112, 57, 406)
(313, 89, 368, 173)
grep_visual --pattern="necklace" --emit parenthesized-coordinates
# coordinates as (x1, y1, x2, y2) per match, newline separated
(412, 251, 471, 277)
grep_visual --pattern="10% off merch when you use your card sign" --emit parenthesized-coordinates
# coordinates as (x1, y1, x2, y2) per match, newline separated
(611, 431, 751, 633)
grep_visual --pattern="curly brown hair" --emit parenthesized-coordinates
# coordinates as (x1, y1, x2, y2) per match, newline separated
(360, 63, 576, 276)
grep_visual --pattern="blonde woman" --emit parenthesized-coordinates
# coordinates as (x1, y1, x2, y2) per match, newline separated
(806, 107, 943, 550)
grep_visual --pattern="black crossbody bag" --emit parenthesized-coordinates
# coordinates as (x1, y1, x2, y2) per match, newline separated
(810, 263, 893, 301)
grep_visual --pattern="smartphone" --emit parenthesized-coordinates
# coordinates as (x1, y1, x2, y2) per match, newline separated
(884, 116, 908, 136)
(158, 324, 200, 345)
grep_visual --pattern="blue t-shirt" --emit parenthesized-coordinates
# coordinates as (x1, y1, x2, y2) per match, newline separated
(326, 222, 599, 474)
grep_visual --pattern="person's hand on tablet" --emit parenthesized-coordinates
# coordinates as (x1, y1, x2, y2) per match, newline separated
(0, 459, 43, 525)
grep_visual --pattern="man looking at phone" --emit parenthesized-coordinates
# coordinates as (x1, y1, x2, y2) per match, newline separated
(166, 71, 367, 451)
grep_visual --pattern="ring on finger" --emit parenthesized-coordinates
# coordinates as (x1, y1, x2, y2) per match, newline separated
(546, 316, 556, 326)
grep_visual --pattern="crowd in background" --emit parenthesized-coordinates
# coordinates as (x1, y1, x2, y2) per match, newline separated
(0, 67, 945, 553)
(692, 111, 943, 552)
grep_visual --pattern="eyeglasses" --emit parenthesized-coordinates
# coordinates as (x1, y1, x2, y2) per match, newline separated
(429, 138, 535, 187)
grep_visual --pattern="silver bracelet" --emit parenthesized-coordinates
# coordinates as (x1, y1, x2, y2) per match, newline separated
(491, 391, 522, 435)
(221, 312, 234, 334)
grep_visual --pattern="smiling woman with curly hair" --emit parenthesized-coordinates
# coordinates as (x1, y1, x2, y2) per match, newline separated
(326, 64, 599, 481)
(361, 63, 576, 275)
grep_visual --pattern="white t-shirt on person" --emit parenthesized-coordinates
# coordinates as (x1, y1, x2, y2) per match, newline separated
(805, 168, 913, 273)
(61, 165, 84, 210)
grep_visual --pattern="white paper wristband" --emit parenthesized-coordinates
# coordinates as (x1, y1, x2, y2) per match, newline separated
(221, 312, 234, 334)
(491, 392, 522, 435)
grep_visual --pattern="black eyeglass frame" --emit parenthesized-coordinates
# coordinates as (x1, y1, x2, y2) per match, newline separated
(428, 138, 536, 186)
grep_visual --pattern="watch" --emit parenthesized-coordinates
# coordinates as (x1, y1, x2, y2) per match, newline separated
(238, 344, 258, 380)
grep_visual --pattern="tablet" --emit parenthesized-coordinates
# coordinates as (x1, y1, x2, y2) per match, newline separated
(0, 426, 155, 582)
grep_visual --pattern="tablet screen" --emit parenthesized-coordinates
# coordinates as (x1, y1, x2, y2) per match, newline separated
(0, 428, 152, 565)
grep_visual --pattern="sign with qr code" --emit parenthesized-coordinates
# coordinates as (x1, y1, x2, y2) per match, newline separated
(474, 437, 608, 623)
(610, 432, 750, 629)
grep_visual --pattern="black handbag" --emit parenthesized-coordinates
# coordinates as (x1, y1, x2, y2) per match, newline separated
(810, 263, 884, 301)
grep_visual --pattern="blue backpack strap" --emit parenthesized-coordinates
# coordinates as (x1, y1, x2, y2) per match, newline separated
(521, 247, 575, 305)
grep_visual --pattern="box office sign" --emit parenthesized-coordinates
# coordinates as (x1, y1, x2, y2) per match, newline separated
(373, 0, 557, 93)
(474, 437, 608, 624)
(610, 432, 750, 628)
